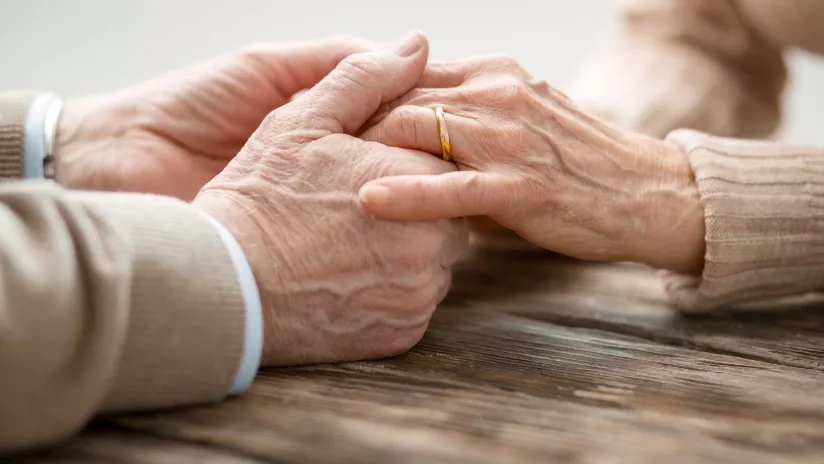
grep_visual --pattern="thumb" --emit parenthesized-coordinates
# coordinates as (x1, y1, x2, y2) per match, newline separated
(286, 31, 429, 136)
(358, 171, 510, 221)
(245, 36, 376, 99)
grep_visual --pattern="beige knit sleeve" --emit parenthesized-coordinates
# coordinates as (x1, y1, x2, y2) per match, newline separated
(0, 182, 246, 453)
(569, 0, 786, 139)
(663, 130, 824, 312)
(0, 92, 38, 179)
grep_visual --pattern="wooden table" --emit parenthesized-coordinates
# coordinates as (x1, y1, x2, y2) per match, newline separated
(16, 249, 824, 463)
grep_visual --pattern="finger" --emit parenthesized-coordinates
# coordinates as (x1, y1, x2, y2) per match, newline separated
(362, 87, 454, 131)
(358, 171, 511, 221)
(383, 147, 457, 176)
(361, 105, 473, 162)
(366, 75, 549, 131)
(416, 61, 471, 88)
(360, 140, 456, 176)
(243, 36, 376, 98)
(418, 55, 534, 88)
(286, 31, 430, 135)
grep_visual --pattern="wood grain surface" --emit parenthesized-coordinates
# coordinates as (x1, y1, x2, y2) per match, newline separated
(15, 249, 824, 464)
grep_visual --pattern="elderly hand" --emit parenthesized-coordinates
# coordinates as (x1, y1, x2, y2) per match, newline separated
(194, 32, 468, 366)
(54, 37, 371, 200)
(358, 56, 705, 274)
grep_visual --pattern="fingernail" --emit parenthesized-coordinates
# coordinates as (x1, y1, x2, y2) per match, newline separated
(359, 185, 391, 205)
(393, 31, 423, 57)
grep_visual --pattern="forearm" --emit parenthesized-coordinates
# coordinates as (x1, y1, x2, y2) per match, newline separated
(569, 0, 786, 139)
(0, 183, 248, 453)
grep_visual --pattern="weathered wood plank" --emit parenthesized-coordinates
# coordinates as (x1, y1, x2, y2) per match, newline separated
(448, 250, 824, 370)
(103, 305, 824, 463)
(11, 429, 265, 464)
(18, 250, 824, 463)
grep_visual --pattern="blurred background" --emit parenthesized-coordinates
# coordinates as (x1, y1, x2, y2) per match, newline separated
(2, 0, 823, 143)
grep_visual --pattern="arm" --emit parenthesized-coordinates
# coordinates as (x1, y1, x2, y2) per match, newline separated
(1, 34, 466, 452)
(662, 131, 824, 312)
(569, 0, 787, 139)
(358, 50, 824, 313)
(552, 0, 824, 310)
(1, 93, 260, 452)
(0, 184, 250, 453)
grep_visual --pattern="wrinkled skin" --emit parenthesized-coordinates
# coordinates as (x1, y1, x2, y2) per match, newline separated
(56, 37, 372, 200)
(195, 33, 469, 366)
(360, 55, 705, 274)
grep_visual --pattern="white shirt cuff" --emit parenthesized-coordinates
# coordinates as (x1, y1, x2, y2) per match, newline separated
(23, 93, 61, 179)
(201, 213, 263, 396)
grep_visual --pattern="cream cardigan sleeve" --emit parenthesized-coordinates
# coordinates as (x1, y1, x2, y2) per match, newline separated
(569, 0, 787, 140)
(570, 0, 824, 311)
(0, 94, 247, 453)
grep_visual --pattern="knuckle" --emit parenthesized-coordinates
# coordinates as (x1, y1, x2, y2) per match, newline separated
(309, 133, 355, 156)
(315, 132, 352, 147)
(258, 106, 281, 129)
(493, 76, 530, 99)
(529, 78, 552, 94)
(452, 172, 483, 207)
(339, 53, 384, 80)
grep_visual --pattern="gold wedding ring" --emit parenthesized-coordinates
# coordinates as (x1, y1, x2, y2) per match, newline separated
(434, 106, 452, 162)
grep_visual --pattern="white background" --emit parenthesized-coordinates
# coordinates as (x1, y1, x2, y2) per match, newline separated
(2, 0, 823, 143)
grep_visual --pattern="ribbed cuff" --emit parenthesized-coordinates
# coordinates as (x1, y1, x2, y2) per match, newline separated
(663, 129, 824, 312)
(70, 192, 247, 412)
(0, 92, 39, 179)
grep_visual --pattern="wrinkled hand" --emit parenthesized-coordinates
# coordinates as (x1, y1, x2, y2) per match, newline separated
(55, 37, 371, 200)
(359, 55, 705, 274)
(194, 33, 468, 366)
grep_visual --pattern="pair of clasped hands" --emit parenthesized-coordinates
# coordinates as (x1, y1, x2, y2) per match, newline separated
(56, 32, 704, 366)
